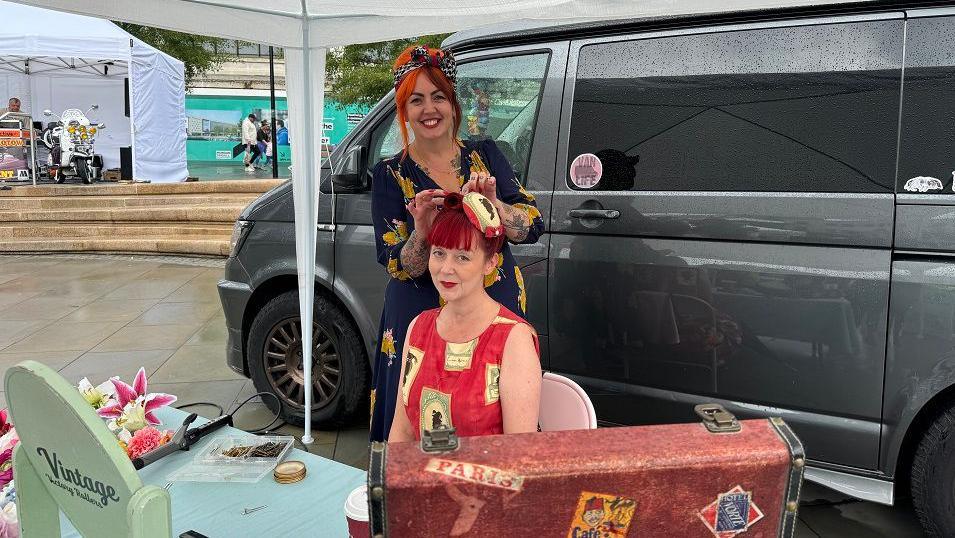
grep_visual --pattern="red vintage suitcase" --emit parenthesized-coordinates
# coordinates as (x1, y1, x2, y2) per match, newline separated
(368, 404, 804, 537)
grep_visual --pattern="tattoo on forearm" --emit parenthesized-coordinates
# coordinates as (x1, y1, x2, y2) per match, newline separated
(497, 203, 531, 242)
(399, 230, 430, 278)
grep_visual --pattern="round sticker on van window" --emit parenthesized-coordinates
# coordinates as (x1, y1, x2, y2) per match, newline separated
(570, 153, 602, 189)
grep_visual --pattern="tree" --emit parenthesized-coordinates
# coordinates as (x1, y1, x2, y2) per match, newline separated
(117, 23, 236, 87)
(326, 34, 451, 109)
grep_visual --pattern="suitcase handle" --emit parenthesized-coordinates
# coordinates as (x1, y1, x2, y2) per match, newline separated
(695, 403, 741, 433)
(422, 426, 459, 452)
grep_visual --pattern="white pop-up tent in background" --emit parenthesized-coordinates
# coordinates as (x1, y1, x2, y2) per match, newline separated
(8, 0, 860, 443)
(0, 0, 187, 182)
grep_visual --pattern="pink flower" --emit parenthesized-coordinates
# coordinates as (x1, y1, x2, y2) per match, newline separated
(0, 450, 13, 489)
(0, 411, 11, 438)
(125, 427, 166, 460)
(96, 368, 176, 427)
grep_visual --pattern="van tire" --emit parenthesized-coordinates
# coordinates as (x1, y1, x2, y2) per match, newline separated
(911, 405, 955, 537)
(247, 290, 368, 430)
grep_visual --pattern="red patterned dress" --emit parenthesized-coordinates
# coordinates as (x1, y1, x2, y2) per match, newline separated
(401, 305, 539, 441)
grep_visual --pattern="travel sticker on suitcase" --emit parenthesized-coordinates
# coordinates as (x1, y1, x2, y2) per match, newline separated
(567, 491, 636, 538)
(697, 485, 765, 538)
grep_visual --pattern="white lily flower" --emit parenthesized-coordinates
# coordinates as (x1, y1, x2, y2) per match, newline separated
(116, 401, 149, 433)
(77, 377, 116, 409)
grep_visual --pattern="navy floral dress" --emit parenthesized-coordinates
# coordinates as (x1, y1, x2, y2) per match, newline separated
(369, 138, 544, 441)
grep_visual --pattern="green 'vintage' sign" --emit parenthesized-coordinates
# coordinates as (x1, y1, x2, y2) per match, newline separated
(36, 446, 121, 508)
(7, 361, 170, 537)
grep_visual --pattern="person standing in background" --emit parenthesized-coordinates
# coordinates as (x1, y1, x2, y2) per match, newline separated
(241, 113, 258, 173)
(276, 120, 289, 145)
(253, 120, 270, 169)
(259, 122, 273, 168)
(0, 98, 21, 115)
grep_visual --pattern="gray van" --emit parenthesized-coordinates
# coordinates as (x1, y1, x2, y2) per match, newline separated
(219, 3, 955, 534)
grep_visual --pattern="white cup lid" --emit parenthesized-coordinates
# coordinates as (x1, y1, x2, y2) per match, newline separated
(344, 485, 368, 521)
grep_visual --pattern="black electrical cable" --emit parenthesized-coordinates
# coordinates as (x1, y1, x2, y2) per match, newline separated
(230, 391, 286, 434)
(175, 392, 318, 452)
(175, 402, 224, 416)
(234, 393, 312, 452)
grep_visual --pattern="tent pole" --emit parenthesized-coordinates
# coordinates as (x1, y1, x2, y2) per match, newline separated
(286, 47, 316, 446)
(291, 0, 318, 446)
(269, 46, 278, 179)
(127, 40, 137, 182)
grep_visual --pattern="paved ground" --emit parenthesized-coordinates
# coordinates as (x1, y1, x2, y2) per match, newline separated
(188, 161, 291, 181)
(0, 254, 928, 536)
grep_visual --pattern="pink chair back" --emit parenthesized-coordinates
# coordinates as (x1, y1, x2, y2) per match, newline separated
(538, 372, 597, 431)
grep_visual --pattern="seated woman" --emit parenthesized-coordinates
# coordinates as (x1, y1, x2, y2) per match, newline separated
(388, 191, 541, 442)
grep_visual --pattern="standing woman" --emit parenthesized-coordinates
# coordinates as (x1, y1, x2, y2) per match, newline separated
(369, 45, 544, 441)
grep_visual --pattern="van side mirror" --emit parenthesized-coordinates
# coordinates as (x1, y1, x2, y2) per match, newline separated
(331, 145, 367, 193)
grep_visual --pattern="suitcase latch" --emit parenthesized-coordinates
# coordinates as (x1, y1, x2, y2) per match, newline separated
(695, 403, 741, 433)
(422, 426, 459, 452)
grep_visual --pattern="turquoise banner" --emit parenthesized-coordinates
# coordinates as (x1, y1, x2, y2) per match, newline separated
(185, 95, 369, 163)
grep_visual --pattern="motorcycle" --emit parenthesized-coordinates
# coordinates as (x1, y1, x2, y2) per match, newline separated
(41, 105, 105, 184)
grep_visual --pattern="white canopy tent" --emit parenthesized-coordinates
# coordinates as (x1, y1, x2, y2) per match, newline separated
(0, 1, 187, 182)
(9, 0, 863, 442)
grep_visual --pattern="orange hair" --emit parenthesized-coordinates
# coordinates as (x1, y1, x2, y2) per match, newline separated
(393, 45, 462, 159)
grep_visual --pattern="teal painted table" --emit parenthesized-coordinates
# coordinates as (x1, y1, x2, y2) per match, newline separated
(59, 407, 365, 537)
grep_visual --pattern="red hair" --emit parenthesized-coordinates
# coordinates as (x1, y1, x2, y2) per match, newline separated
(393, 45, 462, 158)
(428, 204, 505, 259)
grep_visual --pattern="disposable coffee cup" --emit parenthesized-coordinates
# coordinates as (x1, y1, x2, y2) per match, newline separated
(344, 485, 369, 537)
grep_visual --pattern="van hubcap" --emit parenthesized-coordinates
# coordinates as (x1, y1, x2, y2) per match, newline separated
(264, 317, 341, 410)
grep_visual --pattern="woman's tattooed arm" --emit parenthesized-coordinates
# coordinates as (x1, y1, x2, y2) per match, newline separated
(399, 230, 431, 278)
(495, 202, 532, 243)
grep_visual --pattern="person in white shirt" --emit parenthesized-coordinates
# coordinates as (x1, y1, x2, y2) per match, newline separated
(241, 113, 259, 173)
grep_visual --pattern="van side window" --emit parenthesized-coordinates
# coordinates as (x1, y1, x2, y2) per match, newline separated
(567, 21, 902, 192)
(897, 16, 955, 192)
(456, 53, 550, 184)
(366, 52, 550, 183)
(369, 110, 402, 167)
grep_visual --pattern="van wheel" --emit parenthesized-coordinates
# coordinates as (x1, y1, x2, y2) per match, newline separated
(247, 290, 368, 429)
(911, 405, 955, 536)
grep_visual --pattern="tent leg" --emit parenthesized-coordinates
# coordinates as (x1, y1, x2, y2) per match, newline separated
(286, 44, 327, 445)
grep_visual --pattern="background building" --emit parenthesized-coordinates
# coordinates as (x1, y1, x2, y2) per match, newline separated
(187, 43, 368, 169)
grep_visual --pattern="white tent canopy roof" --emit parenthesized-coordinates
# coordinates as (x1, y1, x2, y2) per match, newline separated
(2, 0, 136, 60)
(8, 0, 866, 439)
(12, 0, 864, 48)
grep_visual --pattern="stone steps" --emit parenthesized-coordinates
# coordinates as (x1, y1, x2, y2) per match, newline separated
(0, 205, 247, 222)
(0, 180, 283, 256)
(0, 194, 260, 210)
(0, 237, 233, 256)
(0, 223, 232, 238)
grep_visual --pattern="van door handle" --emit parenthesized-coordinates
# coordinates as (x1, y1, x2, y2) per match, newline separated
(568, 209, 619, 220)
